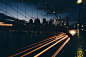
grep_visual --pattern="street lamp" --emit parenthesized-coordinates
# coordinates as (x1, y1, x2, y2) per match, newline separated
(76, 0, 83, 4)
(76, 0, 83, 29)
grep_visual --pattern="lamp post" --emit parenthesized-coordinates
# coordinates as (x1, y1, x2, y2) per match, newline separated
(76, 0, 83, 29)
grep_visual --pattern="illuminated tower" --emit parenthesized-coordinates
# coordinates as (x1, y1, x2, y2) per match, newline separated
(58, 16, 61, 26)
(53, 18, 57, 26)
(66, 17, 69, 28)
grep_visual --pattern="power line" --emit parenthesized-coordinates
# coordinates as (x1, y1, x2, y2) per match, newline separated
(17, 0, 18, 19)
(42, 0, 61, 21)
(25, 0, 26, 20)
(0, 8, 16, 18)
(0, 0, 29, 19)
(9, 0, 32, 18)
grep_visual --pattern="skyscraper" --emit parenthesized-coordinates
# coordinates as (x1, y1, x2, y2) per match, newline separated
(34, 18, 40, 24)
(53, 18, 57, 26)
(58, 16, 61, 26)
(43, 18, 46, 24)
(62, 21, 64, 27)
(66, 17, 69, 28)
(29, 19, 33, 24)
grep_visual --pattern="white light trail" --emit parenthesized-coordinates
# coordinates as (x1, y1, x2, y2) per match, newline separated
(52, 37, 70, 57)
(34, 35, 68, 57)
(20, 35, 66, 57)
(9, 33, 65, 57)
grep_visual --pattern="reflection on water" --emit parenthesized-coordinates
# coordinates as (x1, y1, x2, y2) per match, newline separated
(58, 29, 86, 57)
(75, 29, 85, 57)
(75, 45, 84, 57)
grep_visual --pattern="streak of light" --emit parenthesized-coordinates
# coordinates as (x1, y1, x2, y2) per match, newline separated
(21, 36, 56, 49)
(52, 37, 70, 57)
(0, 22, 12, 26)
(34, 35, 68, 57)
(21, 33, 65, 49)
(9, 33, 65, 57)
(20, 35, 67, 57)
(9, 37, 55, 57)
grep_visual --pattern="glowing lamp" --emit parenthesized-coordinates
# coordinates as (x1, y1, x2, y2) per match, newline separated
(45, 2, 47, 4)
(53, 11, 55, 14)
(67, 27, 68, 28)
(69, 30, 76, 36)
(81, 25, 84, 27)
(76, 0, 83, 4)
(61, 21, 63, 23)
(81, 29, 83, 30)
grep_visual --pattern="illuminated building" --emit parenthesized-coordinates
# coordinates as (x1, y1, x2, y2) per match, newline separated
(0, 22, 12, 26)
(58, 16, 61, 26)
(62, 21, 64, 27)
(53, 18, 57, 26)
(66, 17, 69, 28)
(58, 16, 61, 20)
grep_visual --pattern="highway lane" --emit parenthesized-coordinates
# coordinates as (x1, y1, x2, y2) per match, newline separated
(8, 32, 70, 57)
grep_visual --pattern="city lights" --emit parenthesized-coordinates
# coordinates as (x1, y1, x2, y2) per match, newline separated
(81, 25, 84, 27)
(0, 22, 12, 26)
(61, 21, 63, 23)
(67, 27, 68, 28)
(45, 2, 47, 4)
(69, 30, 76, 36)
(53, 11, 55, 14)
(76, 0, 83, 4)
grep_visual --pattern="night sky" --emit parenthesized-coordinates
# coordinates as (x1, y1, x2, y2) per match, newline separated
(0, 0, 86, 25)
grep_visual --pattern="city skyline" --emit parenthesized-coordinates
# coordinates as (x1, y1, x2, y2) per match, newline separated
(0, 0, 86, 25)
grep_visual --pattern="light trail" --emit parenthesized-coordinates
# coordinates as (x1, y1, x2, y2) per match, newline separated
(20, 35, 67, 57)
(21, 36, 56, 49)
(34, 35, 68, 57)
(52, 37, 70, 57)
(21, 33, 65, 49)
(9, 33, 65, 57)
(9, 38, 55, 57)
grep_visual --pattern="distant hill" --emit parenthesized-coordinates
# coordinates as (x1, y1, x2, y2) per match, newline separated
(0, 13, 16, 24)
